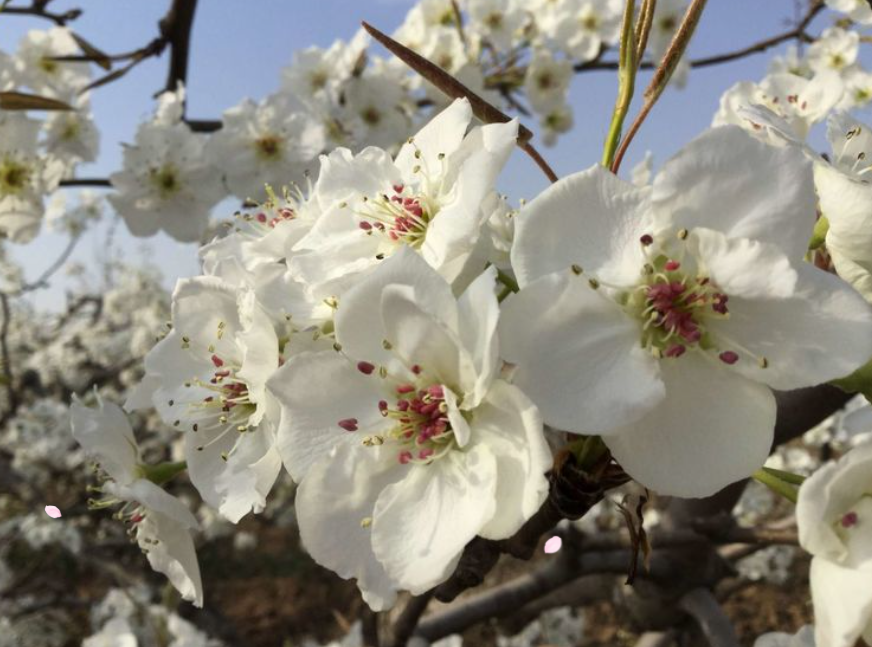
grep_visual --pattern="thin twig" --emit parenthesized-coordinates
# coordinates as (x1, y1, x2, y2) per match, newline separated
(59, 178, 113, 188)
(1, 3, 81, 25)
(575, 0, 823, 74)
(0, 293, 18, 420)
(362, 607, 380, 647)
(17, 234, 81, 294)
(160, 0, 200, 95)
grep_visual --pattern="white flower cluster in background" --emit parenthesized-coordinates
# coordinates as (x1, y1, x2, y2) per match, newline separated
(0, 27, 99, 242)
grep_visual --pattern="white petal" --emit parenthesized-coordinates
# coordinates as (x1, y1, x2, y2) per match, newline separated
(511, 165, 650, 287)
(137, 511, 204, 607)
(70, 397, 138, 484)
(456, 266, 500, 408)
(604, 353, 776, 498)
(798, 442, 872, 561)
(335, 246, 457, 369)
(709, 262, 872, 390)
(214, 426, 283, 523)
(381, 283, 477, 397)
(499, 271, 664, 434)
(394, 98, 472, 179)
(472, 381, 551, 540)
(422, 120, 518, 278)
(314, 146, 400, 209)
(652, 126, 817, 260)
(690, 228, 797, 299)
(296, 444, 403, 611)
(372, 443, 498, 594)
(116, 479, 198, 529)
(268, 350, 387, 481)
(811, 558, 872, 647)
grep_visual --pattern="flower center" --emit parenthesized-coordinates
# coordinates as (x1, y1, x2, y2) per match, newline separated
(581, 13, 600, 30)
(150, 164, 181, 199)
(338, 363, 458, 465)
(624, 238, 730, 360)
(0, 158, 31, 196)
(357, 183, 437, 249)
(254, 135, 284, 161)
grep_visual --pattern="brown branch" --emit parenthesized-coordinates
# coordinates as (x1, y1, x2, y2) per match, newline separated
(0, 293, 18, 423)
(574, 0, 824, 73)
(677, 588, 740, 647)
(186, 118, 222, 132)
(389, 591, 434, 647)
(1, 3, 81, 25)
(362, 607, 380, 647)
(160, 0, 200, 96)
(59, 178, 112, 188)
(433, 452, 629, 603)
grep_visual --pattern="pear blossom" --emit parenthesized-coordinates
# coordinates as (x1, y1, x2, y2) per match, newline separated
(126, 276, 282, 523)
(340, 67, 414, 150)
(713, 73, 844, 144)
(70, 396, 203, 606)
(552, 0, 623, 63)
(207, 93, 325, 201)
(835, 66, 872, 110)
(768, 45, 812, 79)
(807, 28, 859, 75)
(540, 103, 574, 147)
(281, 30, 369, 103)
(813, 112, 872, 302)
(288, 99, 518, 295)
(41, 95, 99, 175)
(109, 95, 224, 242)
(754, 626, 816, 647)
(268, 249, 551, 609)
(467, 0, 529, 52)
(14, 27, 91, 97)
(0, 112, 64, 243)
(524, 49, 573, 115)
(825, 0, 872, 25)
(500, 125, 872, 497)
(393, 0, 460, 52)
(798, 442, 872, 647)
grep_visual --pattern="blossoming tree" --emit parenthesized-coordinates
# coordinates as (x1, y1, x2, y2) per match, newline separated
(1, 0, 872, 646)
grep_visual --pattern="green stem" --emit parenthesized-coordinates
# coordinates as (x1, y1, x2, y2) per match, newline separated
(753, 468, 798, 504)
(601, 0, 637, 168)
(762, 466, 806, 486)
(496, 269, 519, 294)
(140, 460, 188, 486)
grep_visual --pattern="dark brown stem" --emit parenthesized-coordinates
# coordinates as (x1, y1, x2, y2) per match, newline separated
(59, 177, 112, 188)
(0, 294, 19, 422)
(389, 591, 434, 647)
(186, 118, 222, 132)
(1, 4, 81, 25)
(160, 0, 200, 95)
(361, 608, 380, 647)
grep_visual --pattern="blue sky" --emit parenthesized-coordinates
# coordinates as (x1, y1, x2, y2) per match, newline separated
(1, 0, 868, 309)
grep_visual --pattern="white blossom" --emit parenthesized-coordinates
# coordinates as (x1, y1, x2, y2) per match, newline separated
(207, 92, 325, 201)
(70, 395, 203, 606)
(798, 441, 872, 647)
(268, 249, 551, 609)
(14, 27, 91, 97)
(127, 276, 283, 523)
(289, 99, 518, 296)
(500, 126, 872, 497)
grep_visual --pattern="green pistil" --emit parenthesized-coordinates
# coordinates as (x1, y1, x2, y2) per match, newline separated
(254, 135, 283, 162)
(0, 158, 32, 196)
(150, 165, 182, 199)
